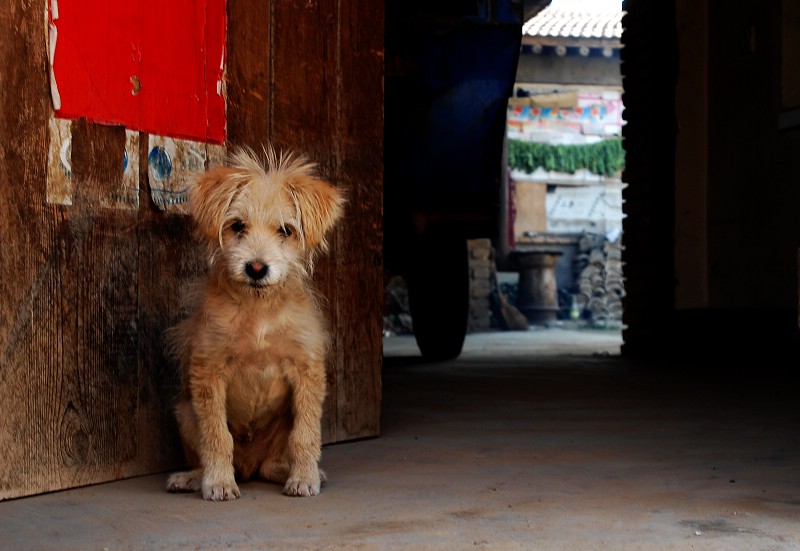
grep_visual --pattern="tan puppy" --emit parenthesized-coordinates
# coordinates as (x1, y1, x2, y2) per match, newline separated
(165, 145, 344, 500)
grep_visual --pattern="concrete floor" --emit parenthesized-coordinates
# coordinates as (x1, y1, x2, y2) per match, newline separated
(3, 327, 800, 550)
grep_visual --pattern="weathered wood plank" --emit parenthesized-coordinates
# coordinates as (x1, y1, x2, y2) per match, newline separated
(135, 204, 203, 473)
(0, 0, 63, 499)
(226, 0, 271, 147)
(271, 0, 339, 158)
(329, 0, 384, 441)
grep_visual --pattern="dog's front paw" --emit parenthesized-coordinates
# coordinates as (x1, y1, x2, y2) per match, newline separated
(283, 476, 320, 497)
(202, 476, 240, 501)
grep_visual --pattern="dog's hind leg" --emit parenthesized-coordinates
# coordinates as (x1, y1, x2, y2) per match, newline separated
(166, 401, 204, 493)
(253, 419, 328, 490)
(260, 461, 328, 486)
(258, 460, 290, 484)
(166, 469, 203, 492)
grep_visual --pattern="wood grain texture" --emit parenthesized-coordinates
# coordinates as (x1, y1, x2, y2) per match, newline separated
(0, 0, 66, 498)
(0, 12, 196, 496)
(327, 0, 383, 442)
(226, 0, 271, 147)
(0, 0, 383, 498)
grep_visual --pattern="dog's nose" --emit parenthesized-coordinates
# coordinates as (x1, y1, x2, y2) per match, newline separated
(245, 261, 269, 281)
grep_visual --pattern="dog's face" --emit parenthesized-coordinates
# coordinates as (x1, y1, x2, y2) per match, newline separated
(189, 146, 344, 290)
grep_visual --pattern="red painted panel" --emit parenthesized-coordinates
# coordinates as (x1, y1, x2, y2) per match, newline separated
(49, 0, 227, 144)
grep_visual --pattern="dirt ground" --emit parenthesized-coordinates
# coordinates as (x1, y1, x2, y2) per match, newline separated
(2, 327, 800, 550)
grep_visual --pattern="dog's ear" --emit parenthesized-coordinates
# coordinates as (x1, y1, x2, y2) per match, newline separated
(289, 175, 345, 252)
(189, 166, 245, 242)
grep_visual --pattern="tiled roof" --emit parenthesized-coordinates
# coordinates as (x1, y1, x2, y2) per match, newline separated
(522, 5, 624, 41)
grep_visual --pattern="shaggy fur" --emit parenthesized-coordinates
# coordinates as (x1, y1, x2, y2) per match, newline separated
(165, 145, 344, 500)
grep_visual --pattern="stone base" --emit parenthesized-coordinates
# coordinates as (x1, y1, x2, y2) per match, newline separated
(512, 251, 563, 325)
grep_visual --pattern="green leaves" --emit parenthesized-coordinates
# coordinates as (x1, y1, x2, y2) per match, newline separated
(508, 138, 625, 177)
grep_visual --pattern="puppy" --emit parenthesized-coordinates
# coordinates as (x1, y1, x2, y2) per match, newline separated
(165, 145, 344, 500)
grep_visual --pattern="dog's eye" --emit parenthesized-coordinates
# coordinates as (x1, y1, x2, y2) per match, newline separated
(278, 225, 293, 237)
(230, 220, 246, 235)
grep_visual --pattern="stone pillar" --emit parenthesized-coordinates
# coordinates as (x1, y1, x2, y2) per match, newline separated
(513, 251, 562, 324)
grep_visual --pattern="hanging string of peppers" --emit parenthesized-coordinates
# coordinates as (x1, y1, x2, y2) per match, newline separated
(507, 138, 625, 177)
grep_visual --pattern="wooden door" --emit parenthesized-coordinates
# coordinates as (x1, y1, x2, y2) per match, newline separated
(0, 1, 383, 500)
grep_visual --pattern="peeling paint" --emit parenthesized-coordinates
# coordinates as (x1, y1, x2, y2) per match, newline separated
(148, 136, 226, 214)
(102, 130, 140, 210)
(46, 120, 140, 209)
(47, 1, 61, 111)
(46, 117, 72, 205)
